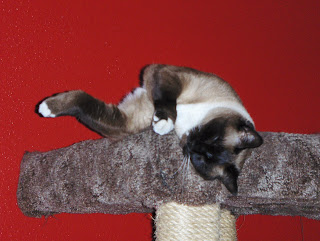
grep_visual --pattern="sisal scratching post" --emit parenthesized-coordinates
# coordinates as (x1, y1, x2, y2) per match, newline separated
(17, 129, 320, 240)
(155, 203, 236, 241)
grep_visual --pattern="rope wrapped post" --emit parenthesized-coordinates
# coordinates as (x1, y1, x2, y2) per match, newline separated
(155, 203, 236, 241)
(17, 129, 320, 240)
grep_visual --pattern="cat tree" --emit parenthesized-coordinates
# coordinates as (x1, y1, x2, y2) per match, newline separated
(17, 129, 320, 240)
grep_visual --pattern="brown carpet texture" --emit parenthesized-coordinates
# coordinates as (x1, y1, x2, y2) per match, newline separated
(17, 129, 320, 219)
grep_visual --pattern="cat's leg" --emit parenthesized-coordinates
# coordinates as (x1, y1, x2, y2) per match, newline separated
(38, 88, 154, 138)
(117, 87, 154, 133)
(38, 90, 128, 137)
(142, 64, 183, 135)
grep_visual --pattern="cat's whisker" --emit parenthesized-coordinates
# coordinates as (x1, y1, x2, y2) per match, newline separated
(173, 157, 183, 194)
(187, 156, 190, 181)
(186, 156, 191, 199)
(173, 156, 187, 176)
(182, 157, 186, 182)
(182, 156, 190, 187)
(185, 156, 190, 186)
(172, 156, 188, 194)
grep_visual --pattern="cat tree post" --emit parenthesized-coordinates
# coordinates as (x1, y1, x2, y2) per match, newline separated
(17, 129, 320, 240)
(155, 203, 236, 240)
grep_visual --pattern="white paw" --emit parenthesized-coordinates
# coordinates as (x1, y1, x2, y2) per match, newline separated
(38, 101, 56, 117)
(152, 118, 174, 135)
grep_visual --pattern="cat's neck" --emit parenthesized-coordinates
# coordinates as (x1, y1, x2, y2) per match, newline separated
(174, 102, 253, 138)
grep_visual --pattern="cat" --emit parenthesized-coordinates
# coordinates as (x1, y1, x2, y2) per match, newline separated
(38, 64, 263, 195)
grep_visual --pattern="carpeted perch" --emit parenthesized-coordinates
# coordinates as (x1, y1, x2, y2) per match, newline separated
(17, 129, 320, 240)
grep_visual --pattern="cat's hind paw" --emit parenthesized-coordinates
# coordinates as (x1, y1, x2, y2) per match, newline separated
(37, 90, 83, 118)
(152, 116, 174, 135)
(38, 101, 56, 117)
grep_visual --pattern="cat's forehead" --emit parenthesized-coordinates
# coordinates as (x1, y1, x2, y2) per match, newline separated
(198, 115, 243, 133)
(187, 115, 252, 146)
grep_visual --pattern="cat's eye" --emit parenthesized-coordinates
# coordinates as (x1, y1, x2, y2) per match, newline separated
(203, 136, 219, 145)
(205, 152, 213, 159)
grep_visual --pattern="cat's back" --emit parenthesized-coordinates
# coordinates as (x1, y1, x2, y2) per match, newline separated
(174, 67, 252, 137)
(176, 68, 242, 105)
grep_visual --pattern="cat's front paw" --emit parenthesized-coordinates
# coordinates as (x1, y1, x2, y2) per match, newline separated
(152, 115, 174, 135)
(38, 101, 56, 117)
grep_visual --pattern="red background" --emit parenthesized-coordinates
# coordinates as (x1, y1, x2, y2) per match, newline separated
(1, 0, 320, 240)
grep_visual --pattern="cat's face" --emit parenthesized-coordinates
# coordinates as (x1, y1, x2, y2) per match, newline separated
(183, 116, 263, 195)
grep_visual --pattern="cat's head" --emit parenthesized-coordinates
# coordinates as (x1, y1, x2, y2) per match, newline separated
(182, 116, 263, 195)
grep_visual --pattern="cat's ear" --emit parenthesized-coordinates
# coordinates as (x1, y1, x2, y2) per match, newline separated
(221, 164, 239, 195)
(236, 123, 263, 149)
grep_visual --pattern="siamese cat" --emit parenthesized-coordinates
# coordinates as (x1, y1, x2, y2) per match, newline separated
(38, 64, 263, 195)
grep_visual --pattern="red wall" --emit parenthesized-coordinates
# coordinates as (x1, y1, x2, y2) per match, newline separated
(1, 0, 319, 240)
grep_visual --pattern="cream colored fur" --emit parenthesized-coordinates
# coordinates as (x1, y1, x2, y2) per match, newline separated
(119, 66, 253, 137)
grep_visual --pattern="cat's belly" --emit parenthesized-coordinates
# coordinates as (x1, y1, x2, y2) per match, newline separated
(174, 102, 253, 138)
